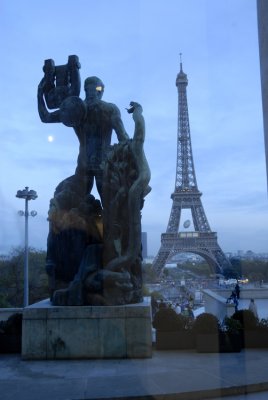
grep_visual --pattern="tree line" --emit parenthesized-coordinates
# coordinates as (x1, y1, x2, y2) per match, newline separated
(0, 247, 49, 307)
(142, 257, 268, 283)
(1, 249, 267, 307)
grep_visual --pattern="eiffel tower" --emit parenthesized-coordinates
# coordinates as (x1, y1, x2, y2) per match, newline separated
(152, 58, 230, 276)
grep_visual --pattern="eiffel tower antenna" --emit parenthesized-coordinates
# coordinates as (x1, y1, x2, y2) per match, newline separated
(179, 52, 182, 65)
(152, 60, 231, 276)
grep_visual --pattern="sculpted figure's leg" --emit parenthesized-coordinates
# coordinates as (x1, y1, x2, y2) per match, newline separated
(46, 229, 57, 300)
(75, 167, 95, 197)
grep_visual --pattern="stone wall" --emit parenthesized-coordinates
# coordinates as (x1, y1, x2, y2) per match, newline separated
(0, 308, 22, 321)
(203, 290, 235, 321)
(203, 288, 268, 321)
(22, 299, 152, 360)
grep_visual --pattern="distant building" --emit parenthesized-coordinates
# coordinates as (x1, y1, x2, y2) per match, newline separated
(141, 232, 148, 259)
(143, 256, 155, 264)
(245, 250, 256, 260)
(225, 252, 233, 259)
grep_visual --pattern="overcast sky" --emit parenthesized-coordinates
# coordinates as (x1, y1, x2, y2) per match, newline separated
(0, 0, 267, 257)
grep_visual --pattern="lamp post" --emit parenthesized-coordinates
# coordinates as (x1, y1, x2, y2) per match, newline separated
(16, 187, 38, 307)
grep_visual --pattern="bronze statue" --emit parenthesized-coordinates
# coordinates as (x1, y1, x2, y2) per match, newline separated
(37, 55, 151, 305)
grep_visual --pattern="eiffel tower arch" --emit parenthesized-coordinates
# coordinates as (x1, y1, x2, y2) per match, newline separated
(152, 59, 231, 276)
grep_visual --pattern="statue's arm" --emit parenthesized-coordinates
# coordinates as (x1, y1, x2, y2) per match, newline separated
(37, 78, 60, 123)
(111, 105, 129, 141)
(127, 102, 145, 142)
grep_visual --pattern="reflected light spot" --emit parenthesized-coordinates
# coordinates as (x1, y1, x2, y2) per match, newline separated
(48, 135, 54, 142)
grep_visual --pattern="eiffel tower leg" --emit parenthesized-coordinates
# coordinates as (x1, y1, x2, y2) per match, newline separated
(152, 246, 171, 276)
(199, 252, 222, 275)
(197, 244, 231, 275)
(211, 247, 231, 272)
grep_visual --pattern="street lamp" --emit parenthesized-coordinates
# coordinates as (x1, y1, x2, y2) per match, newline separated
(16, 187, 38, 307)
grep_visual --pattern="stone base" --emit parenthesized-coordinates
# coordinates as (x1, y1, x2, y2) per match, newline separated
(22, 299, 152, 360)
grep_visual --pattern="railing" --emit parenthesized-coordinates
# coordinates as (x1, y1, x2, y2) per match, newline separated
(162, 231, 217, 240)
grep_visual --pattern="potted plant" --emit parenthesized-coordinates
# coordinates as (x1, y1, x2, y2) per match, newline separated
(255, 318, 268, 348)
(220, 316, 242, 352)
(152, 308, 194, 350)
(231, 309, 259, 348)
(193, 313, 221, 352)
(0, 313, 22, 353)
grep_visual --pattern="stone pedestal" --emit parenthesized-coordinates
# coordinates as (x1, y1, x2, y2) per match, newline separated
(22, 299, 152, 360)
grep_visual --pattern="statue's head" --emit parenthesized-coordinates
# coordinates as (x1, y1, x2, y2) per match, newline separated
(84, 76, 104, 101)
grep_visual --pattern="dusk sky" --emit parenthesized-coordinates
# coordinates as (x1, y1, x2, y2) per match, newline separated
(1, 0, 267, 257)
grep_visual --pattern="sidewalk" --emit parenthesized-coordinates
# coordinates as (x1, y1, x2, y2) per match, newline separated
(1, 348, 268, 400)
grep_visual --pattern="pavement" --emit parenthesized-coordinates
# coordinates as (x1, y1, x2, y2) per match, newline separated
(1, 348, 268, 400)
